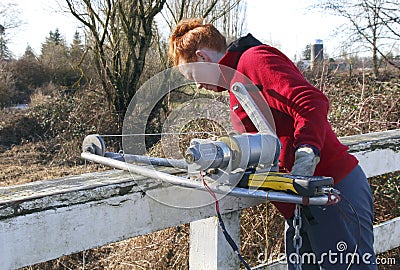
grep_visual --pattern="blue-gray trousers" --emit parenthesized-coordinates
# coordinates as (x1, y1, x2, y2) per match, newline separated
(285, 165, 378, 269)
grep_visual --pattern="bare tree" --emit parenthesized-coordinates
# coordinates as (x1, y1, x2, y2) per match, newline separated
(211, 0, 247, 42)
(315, 0, 400, 76)
(65, 0, 166, 123)
(148, 0, 246, 73)
(161, 0, 247, 41)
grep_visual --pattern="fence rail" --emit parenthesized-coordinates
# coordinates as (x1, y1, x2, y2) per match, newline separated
(0, 129, 399, 270)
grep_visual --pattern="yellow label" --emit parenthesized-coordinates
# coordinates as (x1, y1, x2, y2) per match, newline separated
(248, 173, 298, 194)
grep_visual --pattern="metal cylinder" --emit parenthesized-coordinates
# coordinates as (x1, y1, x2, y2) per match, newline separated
(311, 39, 323, 70)
(227, 133, 279, 170)
(185, 139, 231, 171)
(104, 152, 188, 169)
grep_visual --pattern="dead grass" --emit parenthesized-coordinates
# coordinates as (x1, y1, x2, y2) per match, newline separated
(0, 141, 107, 187)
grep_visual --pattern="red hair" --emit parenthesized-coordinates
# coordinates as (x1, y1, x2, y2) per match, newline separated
(168, 18, 227, 66)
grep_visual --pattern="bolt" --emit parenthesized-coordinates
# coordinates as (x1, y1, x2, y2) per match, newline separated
(207, 168, 218, 174)
(84, 145, 95, 154)
(185, 153, 195, 164)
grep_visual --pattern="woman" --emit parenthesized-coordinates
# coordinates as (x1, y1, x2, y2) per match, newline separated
(169, 18, 377, 269)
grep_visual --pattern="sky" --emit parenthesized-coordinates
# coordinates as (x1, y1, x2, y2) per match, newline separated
(2, 0, 345, 60)
(3, 0, 80, 58)
(246, 0, 345, 60)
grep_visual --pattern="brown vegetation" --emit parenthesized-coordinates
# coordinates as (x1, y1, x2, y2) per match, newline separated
(0, 69, 399, 269)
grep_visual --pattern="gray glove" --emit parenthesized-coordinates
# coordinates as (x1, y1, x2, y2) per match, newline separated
(290, 146, 320, 176)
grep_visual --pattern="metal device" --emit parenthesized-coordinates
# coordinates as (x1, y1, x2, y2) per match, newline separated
(81, 133, 339, 205)
(185, 133, 280, 185)
(184, 134, 334, 197)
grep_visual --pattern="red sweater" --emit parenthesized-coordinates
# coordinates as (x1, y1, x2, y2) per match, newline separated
(218, 34, 358, 219)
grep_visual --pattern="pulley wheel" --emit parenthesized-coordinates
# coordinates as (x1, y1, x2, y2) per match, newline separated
(82, 134, 106, 156)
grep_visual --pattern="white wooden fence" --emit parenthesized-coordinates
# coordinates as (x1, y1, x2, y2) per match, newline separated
(0, 130, 399, 270)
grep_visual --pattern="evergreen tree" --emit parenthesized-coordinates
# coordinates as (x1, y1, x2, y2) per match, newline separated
(13, 46, 48, 91)
(0, 24, 11, 60)
(23, 45, 36, 58)
(0, 61, 16, 106)
(69, 31, 84, 61)
(48, 28, 63, 45)
(41, 28, 66, 54)
(40, 29, 78, 89)
(302, 44, 311, 60)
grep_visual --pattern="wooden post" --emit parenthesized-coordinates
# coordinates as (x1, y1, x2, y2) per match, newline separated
(189, 211, 241, 270)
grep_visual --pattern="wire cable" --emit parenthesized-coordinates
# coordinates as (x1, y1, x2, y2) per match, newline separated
(97, 131, 219, 137)
(338, 193, 362, 270)
(200, 173, 252, 270)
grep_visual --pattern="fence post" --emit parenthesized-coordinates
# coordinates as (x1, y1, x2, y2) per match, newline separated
(189, 210, 241, 270)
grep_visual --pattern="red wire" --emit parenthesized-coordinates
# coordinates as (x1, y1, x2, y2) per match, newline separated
(200, 173, 220, 213)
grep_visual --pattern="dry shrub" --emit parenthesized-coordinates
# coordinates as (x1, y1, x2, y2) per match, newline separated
(148, 118, 228, 158)
(0, 84, 121, 187)
(0, 109, 42, 146)
(240, 203, 285, 266)
(26, 88, 120, 165)
(29, 82, 60, 107)
(312, 70, 400, 136)
(100, 225, 189, 270)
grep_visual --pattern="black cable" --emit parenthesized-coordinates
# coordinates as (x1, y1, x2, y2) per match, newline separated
(216, 212, 251, 270)
(201, 174, 251, 270)
(336, 193, 362, 270)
